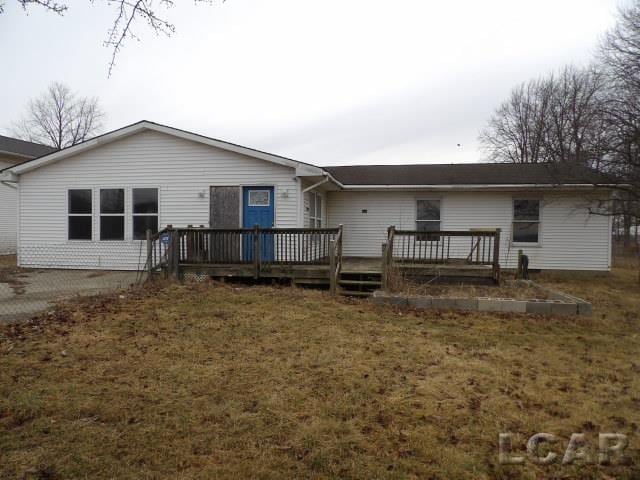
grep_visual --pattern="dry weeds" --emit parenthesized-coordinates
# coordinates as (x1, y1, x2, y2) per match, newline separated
(0, 267, 639, 479)
(389, 275, 552, 300)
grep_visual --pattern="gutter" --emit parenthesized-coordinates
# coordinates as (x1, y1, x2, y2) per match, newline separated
(333, 183, 620, 190)
(1, 180, 17, 190)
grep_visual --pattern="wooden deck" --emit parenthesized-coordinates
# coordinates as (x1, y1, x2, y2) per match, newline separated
(146, 226, 501, 296)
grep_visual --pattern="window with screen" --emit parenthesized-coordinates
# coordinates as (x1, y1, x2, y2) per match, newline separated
(100, 189, 125, 240)
(416, 199, 441, 240)
(68, 189, 92, 240)
(513, 199, 540, 243)
(133, 188, 159, 240)
(309, 192, 322, 228)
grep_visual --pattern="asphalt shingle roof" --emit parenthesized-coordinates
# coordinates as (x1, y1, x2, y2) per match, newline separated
(324, 163, 609, 186)
(0, 135, 56, 159)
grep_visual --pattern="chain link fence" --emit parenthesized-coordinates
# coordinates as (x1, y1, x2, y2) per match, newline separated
(0, 245, 144, 322)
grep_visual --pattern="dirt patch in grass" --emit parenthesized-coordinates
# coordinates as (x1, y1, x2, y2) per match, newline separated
(0, 269, 638, 479)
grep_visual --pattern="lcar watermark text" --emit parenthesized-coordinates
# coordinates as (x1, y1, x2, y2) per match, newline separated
(499, 433, 629, 465)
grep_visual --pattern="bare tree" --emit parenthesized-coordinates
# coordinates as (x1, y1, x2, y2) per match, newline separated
(2, 0, 216, 75)
(545, 65, 608, 167)
(478, 78, 553, 164)
(598, 2, 640, 250)
(480, 2, 640, 279)
(12, 82, 105, 149)
(479, 66, 607, 166)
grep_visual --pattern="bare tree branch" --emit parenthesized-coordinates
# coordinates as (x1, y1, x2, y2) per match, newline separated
(6, 0, 216, 75)
(11, 82, 105, 149)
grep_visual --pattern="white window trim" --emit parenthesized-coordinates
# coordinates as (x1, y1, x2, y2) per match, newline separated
(67, 188, 94, 242)
(248, 189, 271, 207)
(99, 188, 126, 242)
(309, 191, 323, 228)
(512, 197, 543, 247)
(415, 198, 442, 238)
(132, 187, 160, 241)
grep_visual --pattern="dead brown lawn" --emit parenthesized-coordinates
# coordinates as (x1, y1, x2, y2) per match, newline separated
(0, 266, 639, 479)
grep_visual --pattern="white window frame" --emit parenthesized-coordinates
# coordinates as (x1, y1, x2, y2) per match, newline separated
(415, 198, 441, 240)
(248, 189, 271, 207)
(512, 198, 542, 246)
(309, 191, 322, 228)
(67, 188, 94, 242)
(99, 188, 126, 241)
(132, 187, 160, 241)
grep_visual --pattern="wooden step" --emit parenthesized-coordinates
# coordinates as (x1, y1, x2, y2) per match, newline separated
(340, 270, 382, 275)
(339, 279, 381, 286)
(339, 290, 373, 297)
(293, 278, 330, 285)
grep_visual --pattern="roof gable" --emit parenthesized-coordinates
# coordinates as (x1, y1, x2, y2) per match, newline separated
(5, 121, 325, 177)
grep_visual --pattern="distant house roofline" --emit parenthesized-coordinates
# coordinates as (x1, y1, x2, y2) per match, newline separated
(0, 135, 56, 161)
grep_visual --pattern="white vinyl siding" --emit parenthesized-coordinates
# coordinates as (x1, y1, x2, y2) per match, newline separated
(0, 158, 18, 254)
(18, 130, 300, 270)
(327, 190, 611, 271)
(0, 181, 17, 255)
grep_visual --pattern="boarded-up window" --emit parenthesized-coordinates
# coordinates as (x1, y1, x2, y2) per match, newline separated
(210, 186, 241, 262)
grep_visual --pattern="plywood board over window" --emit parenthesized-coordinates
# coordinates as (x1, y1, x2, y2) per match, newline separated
(210, 186, 241, 262)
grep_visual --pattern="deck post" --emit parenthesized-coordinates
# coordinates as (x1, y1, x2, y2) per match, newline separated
(146, 229, 152, 281)
(381, 226, 396, 290)
(493, 228, 501, 284)
(172, 229, 181, 280)
(253, 224, 261, 279)
(329, 239, 336, 294)
(164, 225, 173, 279)
(381, 242, 388, 290)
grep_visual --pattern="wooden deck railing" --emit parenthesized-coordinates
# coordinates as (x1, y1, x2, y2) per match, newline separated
(146, 225, 344, 287)
(382, 227, 501, 285)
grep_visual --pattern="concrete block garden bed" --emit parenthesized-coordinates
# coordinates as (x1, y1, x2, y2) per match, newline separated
(372, 281, 592, 316)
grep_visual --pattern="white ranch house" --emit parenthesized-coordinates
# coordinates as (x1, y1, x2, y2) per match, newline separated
(0, 121, 612, 273)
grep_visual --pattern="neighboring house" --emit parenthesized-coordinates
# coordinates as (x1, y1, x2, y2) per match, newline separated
(0, 135, 56, 255)
(0, 121, 613, 271)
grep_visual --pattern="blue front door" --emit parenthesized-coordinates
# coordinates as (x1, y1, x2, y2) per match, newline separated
(243, 186, 275, 261)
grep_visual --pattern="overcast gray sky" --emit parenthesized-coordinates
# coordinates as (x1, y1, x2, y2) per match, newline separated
(0, 0, 622, 165)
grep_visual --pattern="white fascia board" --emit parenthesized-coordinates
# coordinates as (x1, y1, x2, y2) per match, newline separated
(0, 171, 18, 182)
(295, 167, 345, 190)
(146, 123, 304, 170)
(295, 164, 326, 177)
(337, 183, 616, 190)
(9, 121, 314, 175)
(9, 125, 140, 174)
